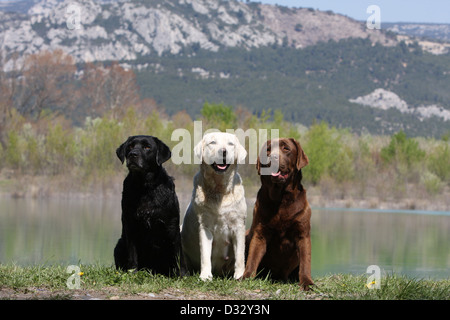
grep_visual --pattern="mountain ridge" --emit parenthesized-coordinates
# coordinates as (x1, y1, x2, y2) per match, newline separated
(0, 0, 398, 64)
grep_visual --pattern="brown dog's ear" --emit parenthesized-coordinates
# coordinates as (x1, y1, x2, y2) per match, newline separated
(290, 138, 309, 170)
(256, 156, 261, 175)
(256, 140, 270, 175)
(290, 138, 308, 191)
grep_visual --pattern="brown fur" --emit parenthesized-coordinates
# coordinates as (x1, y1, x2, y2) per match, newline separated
(243, 138, 314, 290)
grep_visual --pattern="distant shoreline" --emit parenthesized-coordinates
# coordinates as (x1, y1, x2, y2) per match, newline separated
(1, 187, 449, 213)
(312, 206, 450, 216)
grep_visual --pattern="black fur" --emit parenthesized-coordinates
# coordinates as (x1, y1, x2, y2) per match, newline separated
(114, 135, 181, 276)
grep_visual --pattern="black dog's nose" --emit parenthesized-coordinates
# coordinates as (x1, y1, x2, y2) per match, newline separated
(129, 149, 139, 158)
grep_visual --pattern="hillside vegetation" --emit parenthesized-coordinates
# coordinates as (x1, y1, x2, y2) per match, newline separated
(134, 38, 450, 137)
(1, 97, 449, 210)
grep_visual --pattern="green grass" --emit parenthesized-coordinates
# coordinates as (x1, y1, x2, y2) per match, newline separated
(0, 264, 448, 300)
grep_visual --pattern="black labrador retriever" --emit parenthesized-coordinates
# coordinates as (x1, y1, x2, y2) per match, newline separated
(114, 135, 181, 276)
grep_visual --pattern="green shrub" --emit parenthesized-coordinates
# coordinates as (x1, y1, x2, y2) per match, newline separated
(5, 131, 22, 169)
(381, 130, 425, 181)
(45, 123, 77, 175)
(428, 143, 450, 185)
(422, 171, 443, 195)
(381, 131, 425, 168)
(25, 134, 43, 174)
(302, 122, 348, 184)
(200, 102, 237, 131)
(79, 117, 124, 177)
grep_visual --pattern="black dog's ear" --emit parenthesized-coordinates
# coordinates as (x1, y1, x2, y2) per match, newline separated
(153, 137, 171, 166)
(116, 138, 130, 164)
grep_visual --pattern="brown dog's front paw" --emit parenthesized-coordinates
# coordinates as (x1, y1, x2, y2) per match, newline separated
(241, 270, 255, 279)
(299, 277, 314, 291)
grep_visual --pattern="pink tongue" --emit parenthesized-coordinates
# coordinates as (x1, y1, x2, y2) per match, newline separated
(217, 164, 227, 170)
(271, 171, 281, 177)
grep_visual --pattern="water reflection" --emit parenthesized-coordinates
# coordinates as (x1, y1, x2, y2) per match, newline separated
(0, 197, 448, 279)
(311, 208, 450, 279)
(0, 197, 122, 266)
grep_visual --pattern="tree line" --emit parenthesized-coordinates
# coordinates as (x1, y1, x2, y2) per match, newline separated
(0, 49, 448, 201)
(1, 101, 448, 200)
(0, 49, 146, 148)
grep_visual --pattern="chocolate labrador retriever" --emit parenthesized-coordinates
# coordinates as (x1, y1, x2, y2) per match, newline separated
(114, 135, 181, 276)
(243, 138, 314, 290)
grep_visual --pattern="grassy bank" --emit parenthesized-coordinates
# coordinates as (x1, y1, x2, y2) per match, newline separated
(0, 264, 448, 300)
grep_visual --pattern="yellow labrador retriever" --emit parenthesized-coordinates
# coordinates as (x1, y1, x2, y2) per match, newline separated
(181, 132, 247, 280)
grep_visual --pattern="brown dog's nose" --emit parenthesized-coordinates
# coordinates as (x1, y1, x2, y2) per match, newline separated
(270, 153, 279, 161)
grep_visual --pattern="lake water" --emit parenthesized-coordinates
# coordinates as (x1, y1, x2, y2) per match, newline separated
(0, 196, 449, 279)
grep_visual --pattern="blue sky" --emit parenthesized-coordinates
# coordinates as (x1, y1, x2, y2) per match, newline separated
(0, 0, 448, 24)
(257, 0, 450, 24)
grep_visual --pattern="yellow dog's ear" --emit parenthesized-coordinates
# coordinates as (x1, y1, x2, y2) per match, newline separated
(290, 138, 309, 170)
(234, 135, 247, 164)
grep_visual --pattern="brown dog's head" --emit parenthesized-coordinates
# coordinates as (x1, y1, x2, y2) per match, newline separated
(257, 138, 309, 189)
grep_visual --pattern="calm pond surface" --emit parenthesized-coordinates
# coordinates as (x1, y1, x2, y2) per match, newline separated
(0, 196, 449, 279)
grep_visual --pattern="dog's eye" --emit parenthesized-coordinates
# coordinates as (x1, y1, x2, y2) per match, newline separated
(143, 145, 151, 150)
(283, 146, 290, 151)
(209, 141, 216, 145)
(228, 142, 234, 146)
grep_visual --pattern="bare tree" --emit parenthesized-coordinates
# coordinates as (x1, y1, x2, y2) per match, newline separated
(0, 52, 21, 148)
(81, 62, 140, 119)
(17, 49, 76, 119)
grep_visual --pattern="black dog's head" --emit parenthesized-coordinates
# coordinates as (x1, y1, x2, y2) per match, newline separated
(116, 135, 171, 173)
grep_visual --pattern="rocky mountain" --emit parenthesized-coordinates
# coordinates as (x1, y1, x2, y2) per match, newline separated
(0, 0, 396, 65)
(0, 0, 449, 137)
(384, 22, 450, 43)
(350, 89, 450, 122)
(383, 22, 450, 55)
